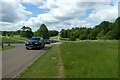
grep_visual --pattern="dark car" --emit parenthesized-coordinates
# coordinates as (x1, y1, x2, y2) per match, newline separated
(44, 39, 50, 44)
(25, 37, 45, 50)
(50, 40, 58, 43)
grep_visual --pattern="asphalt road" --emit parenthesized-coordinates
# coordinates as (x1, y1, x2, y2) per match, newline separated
(2, 43, 51, 78)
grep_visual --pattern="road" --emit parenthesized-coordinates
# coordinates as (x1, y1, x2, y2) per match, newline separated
(2, 43, 51, 78)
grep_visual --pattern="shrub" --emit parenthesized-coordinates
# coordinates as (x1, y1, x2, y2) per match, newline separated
(79, 34, 88, 40)
(69, 36, 76, 41)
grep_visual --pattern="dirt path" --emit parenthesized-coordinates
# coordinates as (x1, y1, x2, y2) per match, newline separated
(56, 44, 64, 78)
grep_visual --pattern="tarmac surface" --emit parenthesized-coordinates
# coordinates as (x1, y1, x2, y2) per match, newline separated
(2, 43, 51, 78)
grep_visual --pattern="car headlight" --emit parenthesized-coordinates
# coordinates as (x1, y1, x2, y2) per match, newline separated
(35, 43, 38, 44)
(39, 41, 42, 42)
(26, 43, 29, 44)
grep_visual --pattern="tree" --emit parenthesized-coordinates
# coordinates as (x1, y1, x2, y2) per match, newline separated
(88, 27, 100, 40)
(2, 31, 7, 36)
(59, 17, 119, 40)
(105, 30, 116, 39)
(60, 29, 68, 38)
(97, 30, 105, 39)
(37, 24, 50, 39)
(79, 34, 88, 40)
(21, 26, 26, 31)
(73, 30, 80, 38)
(20, 26, 34, 38)
(67, 29, 71, 38)
(15, 30, 21, 35)
(114, 17, 120, 39)
(34, 31, 38, 36)
(7, 34, 11, 37)
(49, 30, 59, 37)
(69, 36, 76, 41)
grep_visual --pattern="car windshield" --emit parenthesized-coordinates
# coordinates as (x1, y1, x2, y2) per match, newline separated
(30, 38, 41, 41)
(44, 39, 49, 41)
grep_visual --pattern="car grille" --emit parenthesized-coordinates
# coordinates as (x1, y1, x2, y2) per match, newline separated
(26, 42, 39, 46)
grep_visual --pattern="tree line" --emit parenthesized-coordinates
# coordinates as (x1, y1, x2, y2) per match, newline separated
(1, 17, 119, 40)
(60, 17, 120, 41)
(1, 24, 59, 39)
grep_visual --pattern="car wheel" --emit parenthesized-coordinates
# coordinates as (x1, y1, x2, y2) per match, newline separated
(26, 47, 29, 50)
(39, 45, 42, 49)
(43, 44, 45, 47)
(42, 43, 45, 48)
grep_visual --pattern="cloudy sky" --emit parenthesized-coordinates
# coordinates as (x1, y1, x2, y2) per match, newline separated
(0, 0, 119, 31)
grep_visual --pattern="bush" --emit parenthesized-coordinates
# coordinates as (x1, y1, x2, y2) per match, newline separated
(20, 30, 34, 39)
(49, 30, 59, 37)
(69, 36, 76, 41)
(79, 34, 88, 40)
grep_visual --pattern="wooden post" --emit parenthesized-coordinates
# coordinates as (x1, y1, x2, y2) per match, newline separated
(8, 43, 10, 46)
(2, 42, 3, 48)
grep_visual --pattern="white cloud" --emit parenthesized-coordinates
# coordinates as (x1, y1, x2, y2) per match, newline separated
(20, 0, 42, 3)
(38, 0, 115, 22)
(118, 1, 120, 16)
(1, 0, 20, 2)
(1, 0, 32, 22)
(0, 22, 20, 31)
(31, 0, 117, 30)
(1, 0, 33, 31)
(1, 0, 42, 3)
(1, 0, 119, 31)
(88, 2, 118, 23)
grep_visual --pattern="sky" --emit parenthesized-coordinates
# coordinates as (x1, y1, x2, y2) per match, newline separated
(0, 0, 119, 31)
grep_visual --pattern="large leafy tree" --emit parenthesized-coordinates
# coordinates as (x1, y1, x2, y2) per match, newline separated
(88, 27, 100, 40)
(114, 17, 120, 39)
(79, 34, 88, 40)
(20, 26, 34, 38)
(60, 29, 68, 38)
(37, 24, 50, 39)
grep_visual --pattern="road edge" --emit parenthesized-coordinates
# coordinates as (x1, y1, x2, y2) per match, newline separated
(14, 45, 51, 78)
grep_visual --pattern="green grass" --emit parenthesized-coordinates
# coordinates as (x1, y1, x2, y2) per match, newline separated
(50, 36, 59, 40)
(19, 45, 59, 78)
(1, 36, 25, 43)
(19, 40, 118, 78)
(13, 35, 28, 41)
(60, 41, 118, 78)
(0, 46, 15, 51)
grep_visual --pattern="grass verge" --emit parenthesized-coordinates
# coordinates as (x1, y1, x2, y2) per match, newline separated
(19, 45, 59, 78)
(1, 36, 25, 43)
(0, 46, 15, 51)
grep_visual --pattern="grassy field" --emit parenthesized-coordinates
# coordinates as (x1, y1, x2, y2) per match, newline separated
(50, 36, 59, 40)
(19, 40, 118, 78)
(13, 35, 28, 41)
(0, 46, 15, 51)
(0, 36, 25, 43)
(60, 41, 118, 78)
